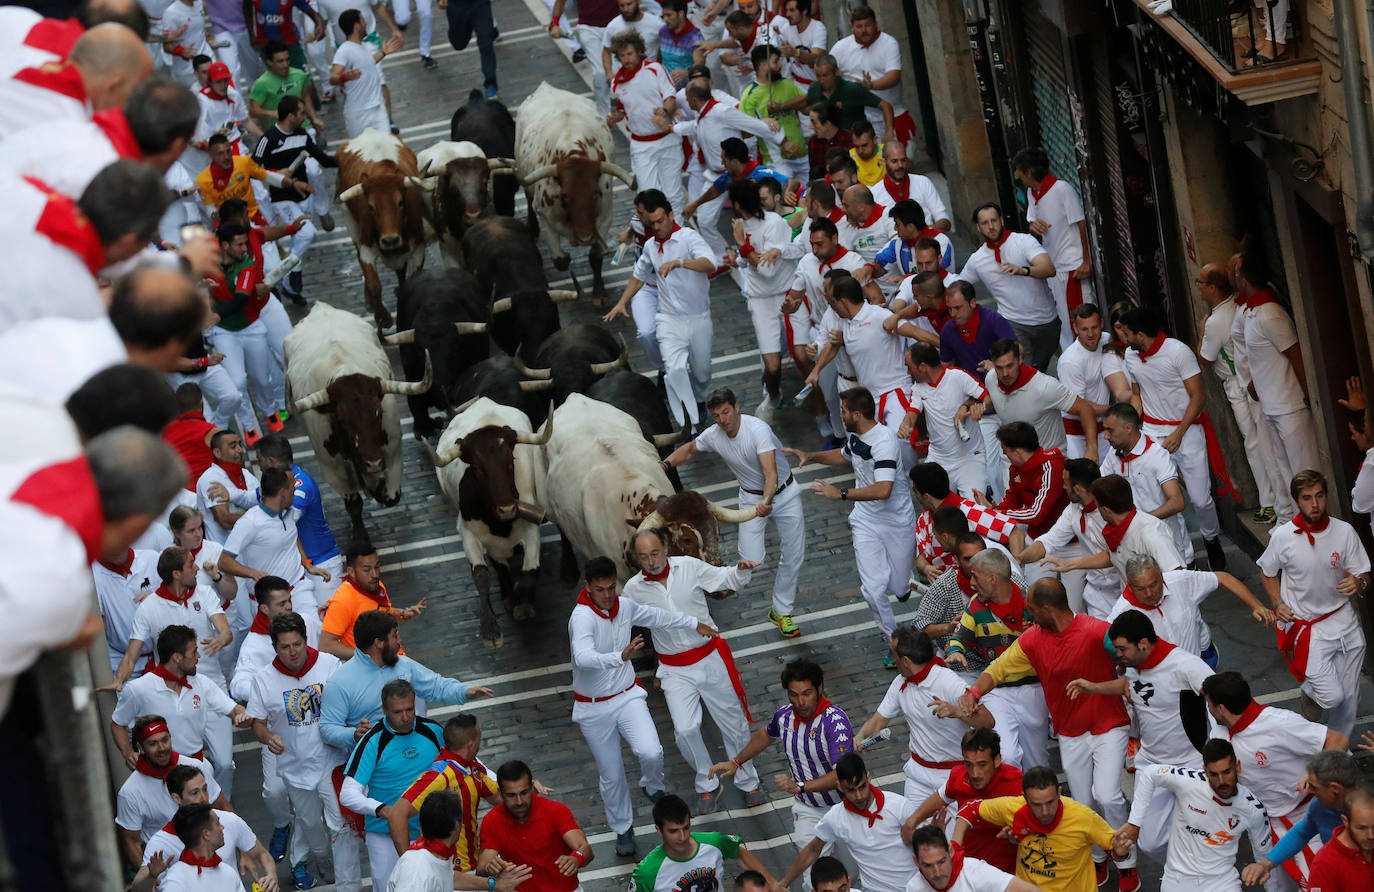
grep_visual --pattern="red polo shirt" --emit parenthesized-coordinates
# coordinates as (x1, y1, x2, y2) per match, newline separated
(161, 410, 216, 492)
(478, 795, 581, 892)
(1307, 829, 1374, 891)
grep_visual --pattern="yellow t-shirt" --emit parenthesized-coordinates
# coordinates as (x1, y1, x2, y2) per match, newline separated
(195, 155, 270, 219)
(975, 795, 1117, 892)
(851, 144, 885, 187)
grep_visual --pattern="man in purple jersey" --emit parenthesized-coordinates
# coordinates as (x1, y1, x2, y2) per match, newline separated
(710, 659, 853, 852)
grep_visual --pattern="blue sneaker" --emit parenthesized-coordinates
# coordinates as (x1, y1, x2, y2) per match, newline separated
(292, 861, 317, 889)
(485, 84, 499, 100)
(269, 824, 291, 863)
(882, 650, 896, 671)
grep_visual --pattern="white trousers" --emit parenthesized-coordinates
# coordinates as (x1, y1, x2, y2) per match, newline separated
(1048, 272, 1095, 351)
(1142, 421, 1220, 540)
(262, 747, 293, 830)
(211, 29, 252, 85)
(929, 446, 987, 501)
(658, 651, 760, 794)
(1303, 625, 1365, 738)
(256, 296, 291, 411)
(736, 481, 804, 615)
(298, 5, 333, 88)
(656, 311, 712, 425)
(1081, 578, 1120, 621)
(1265, 407, 1320, 494)
(629, 136, 686, 216)
(365, 831, 400, 890)
(1060, 725, 1134, 867)
(210, 320, 276, 428)
(391, 0, 433, 56)
(575, 24, 609, 113)
(875, 389, 918, 474)
(817, 363, 848, 442)
(902, 758, 953, 808)
(689, 170, 728, 260)
(286, 770, 360, 886)
(1065, 432, 1111, 465)
(1220, 375, 1281, 511)
(344, 103, 389, 138)
(1162, 869, 1242, 892)
(573, 686, 665, 834)
(851, 518, 915, 640)
(980, 415, 1008, 500)
(631, 286, 663, 371)
(792, 800, 834, 853)
(981, 682, 1049, 771)
(202, 710, 235, 799)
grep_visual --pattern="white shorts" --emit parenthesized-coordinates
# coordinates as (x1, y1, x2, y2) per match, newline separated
(748, 295, 784, 355)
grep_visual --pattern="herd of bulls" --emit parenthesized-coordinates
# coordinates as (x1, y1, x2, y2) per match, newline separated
(280, 83, 756, 648)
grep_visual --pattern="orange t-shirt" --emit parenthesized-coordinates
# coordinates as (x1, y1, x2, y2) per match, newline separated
(322, 577, 405, 653)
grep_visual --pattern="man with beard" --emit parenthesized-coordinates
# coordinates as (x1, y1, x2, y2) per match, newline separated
(319, 544, 426, 659)
(478, 760, 593, 892)
(907, 825, 1036, 892)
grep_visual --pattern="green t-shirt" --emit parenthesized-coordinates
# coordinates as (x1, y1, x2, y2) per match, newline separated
(805, 78, 883, 131)
(740, 78, 807, 162)
(249, 67, 311, 112)
(631, 832, 741, 892)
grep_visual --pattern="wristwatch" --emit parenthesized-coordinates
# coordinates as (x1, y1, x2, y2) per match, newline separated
(839, 488, 848, 501)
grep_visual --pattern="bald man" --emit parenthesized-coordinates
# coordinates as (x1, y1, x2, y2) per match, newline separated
(0, 22, 152, 137)
(838, 184, 895, 287)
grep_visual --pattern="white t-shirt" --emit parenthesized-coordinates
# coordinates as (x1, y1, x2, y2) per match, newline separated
(839, 205, 896, 266)
(903, 857, 1017, 892)
(611, 59, 676, 138)
(141, 808, 256, 870)
(842, 423, 915, 530)
(605, 13, 663, 68)
(111, 671, 237, 757)
(1107, 511, 1185, 580)
(93, 551, 161, 671)
(386, 848, 454, 892)
(1106, 569, 1218, 657)
(223, 503, 308, 586)
(1035, 502, 1118, 593)
(1129, 765, 1271, 884)
(1227, 705, 1329, 817)
(876, 664, 968, 765)
(839, 301, 912, 396)
(907, 367, 986, 459)
(245, 650, 343, 787)
(1354, 449, 1374, 516)
(195, 463, 259, 544)
(1099, 434, 1191, 561)
(790, 245, 865, 315)
(633, 227, 715, 316)
(1198, 298, 1240, 383)
(1257, 516, 1370, 633)
(128, 588, 228, 685)
(230, 630, 273, 701)
(158, 859, 243, 892)
(694, 415, 790, 493)
(1025, 178, 1085, 269)
(775, 17, 826, 83)
(984, 368, 1076, 453)
(813, 305, 857, 379)
(1057, 339, 1125, 418)
(1243, 302, 1306, 414)
(332, 40, 385, 111)
(161, 0, 213, 82)
(814, 788, 917, 892)
(1117, 645, 1215, 767)
(828, 32, 907, 115)
(190, 540, 226, 605)
(1122, 337, 1201, 423)
(870, 173, 949, 229)
(115, 754, 222, 840)
(739, 211, 797, 296)
(953, 233, 1056, 326)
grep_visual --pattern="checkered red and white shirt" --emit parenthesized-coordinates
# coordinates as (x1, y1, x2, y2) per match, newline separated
(914, 493, 1018, 572)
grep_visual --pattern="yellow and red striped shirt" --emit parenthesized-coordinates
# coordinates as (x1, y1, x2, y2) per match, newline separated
(401, 749, 498, 871)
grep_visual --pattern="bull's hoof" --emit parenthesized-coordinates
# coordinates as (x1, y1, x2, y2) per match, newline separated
(512, 603, 536, 622)
(373, 308, 394, 330)
(553, 254, 571, 271)
(482, 632, 504, 649)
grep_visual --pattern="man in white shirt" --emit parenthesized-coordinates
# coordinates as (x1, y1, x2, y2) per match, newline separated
(1233, 252, 1320, 505)
(1196, 263, 1281, 523)
(1011, 458, 1117, 617)
(608, 31, 683, 213)
(662, 388, 805, 637)
(1119, 305, 1231, 569)
(784, 386, 916, 669)
(1202, 671, 1347, 892)
(837, 184, 893, 274)
(567, 555, 715, 856)
(1058, 304, 1131, 461)
(623, 530, 763, 814)
(857, 627, 994, 806)
(603, 0, 663, 80)
(196, 430, 259, 544)
(828, 6, 914, 149)
(1014, 147, 1094, 352)
(1100, 402, 1194, 566)
(899, 344, 988, 497)
(1257, 469, 1370, 738)
(1076, 474, 1186, 584)
(134, 765, 274, 886)
(774, 0, 826, 89)
(776, 753, 918, 892)
(94, 547, 161, 673)
(246, 611, 358, 887)
(605, 190, 717, 427)
(869, 143, 951, 234)
(954, 203, 1058, 371)
(114, 716, 228, 864)
(158, 804, 275, 892)
(986, 339, 1098, 468)
(907, 825, 1035, 892)
(160, 0, 212, 83)
(329, 10, 401, 137)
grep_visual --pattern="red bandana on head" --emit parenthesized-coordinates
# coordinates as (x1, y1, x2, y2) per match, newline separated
(1102, 508, 1137, 552)
(576, 588, 618, 620)
(1292, 513, 1330, 546)
(272, 647, 320, 679)
(841, 785, 886, 827)
(997, 363, 1036, 395)
(1029, 173, 1058, 204)
(177, 849, 223, 874)
(1135, 331, 1168, 362)
(984, 228, 1011, 264)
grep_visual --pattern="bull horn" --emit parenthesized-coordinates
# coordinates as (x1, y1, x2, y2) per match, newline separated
(423, 437, 463, 468)
(651, 418, 692, 448)
(515, 408, 553, 445)
(635, 510, 665, 535)
(599, 161, 636, 189)
(405, 175, 437, 191)
(381, 351, 433, 395)
(382, 329, 416, 345)
(589, 348, 628, 375)
(338, 183, 365, 202)
(450, 396, 481, 415)
(292, 387, 331, 412)
(491, 297, 513, 313)
(486, 157, 516, 169)
(454, 322, 488, 335)
(491, 168, 519, 177)
(706, 499, 757, 524)
(513, 356, 551, 380)
(518, 379, 555, 392)
(547, 290, 579, 302)
(520, 164, 557, 186)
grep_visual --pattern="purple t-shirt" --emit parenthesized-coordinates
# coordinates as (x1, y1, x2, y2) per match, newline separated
(765, 701, 853, 809)
(204, 0, 248, 33)
(939, 306, 1017, 376)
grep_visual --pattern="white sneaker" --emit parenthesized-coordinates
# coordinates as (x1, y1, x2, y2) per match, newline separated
(756, 395, 775, 422)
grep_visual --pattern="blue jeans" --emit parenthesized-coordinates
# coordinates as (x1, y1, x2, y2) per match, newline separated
(445, 0, 497, 88)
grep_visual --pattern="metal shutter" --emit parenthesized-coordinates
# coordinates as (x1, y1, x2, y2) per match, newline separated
(1023, 7, 1080, 195)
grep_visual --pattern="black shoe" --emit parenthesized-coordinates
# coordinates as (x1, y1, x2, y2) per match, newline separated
(641, 785, 665, 805)
(421, 55, 437, 69)
(615, 829, 637, 857)
(571, 48, 587, 62)
(1204, 537, 1226, 570)
(287, 269, 303, 296)
(491, 24, 500, 41)
(390, 121, 400, 135)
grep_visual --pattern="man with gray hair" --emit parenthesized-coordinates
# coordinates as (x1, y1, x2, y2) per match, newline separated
(1106, 552, 1276, 667)
(1243, 749, 1360, 886)
(0, 426, 185, 715)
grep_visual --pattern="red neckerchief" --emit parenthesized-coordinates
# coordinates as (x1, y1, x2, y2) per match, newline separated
(198, 85, 234, 105)
(576, 588, 619, 620)
(611, 59, 643, 88)
(932, 842, 967, 891)
(1118, 436, 1153, 464)
(99, 549, 135, 577)
(956, 307, 981, 344)
(938, 492, 962, 509)
(1292, 513, 1330, 546)
(249, 611, 272, 635)
(984, 228, 1011, 264)
(12, 61, 86, 102)
(841, 785, 886, 827)
(641, 563, 670, 584)
(1029, 173, 1058, 204)
(819, 245, 849, 271)
(1227, 700, 1266, 737)
(1102, 508, 1137, 552)
(1137, 639, 1176, 671)
(734, 159, 759, 180)
(654, 223, 682, 253)
(150, 662, 191, 691)
(997, 363, 1036, 395)
(23, 18, 84, 55)
(667, 18, 695, 37)
(955, 568, 975, 597)
(822, 206, 844, 224)
(444, 747, 489, 777)
(979, 586, 1030, 631)
(882, 174, 908, 202)
(177, 848, 223, 874)
(407, 836, 457, 859)
(791, 696, 834, 727)
(1013, 798, 1064, 837)
(22, 175, 104, 274)
(697, 97, 719, 121)
(133, 750, 180, 780)
(1121, 585, 1156, 611)
(155, 582, 193, 606)
(1079, 500, 1097, 533)
(1239, 287, 1279, 309)
(740, 19, 760, 50)
(208, 159, 237, 194)
(272, 647, 320, 680)
(855, 203, 885, 229)
(91, 108, 144, 160)
(1135, 331, 1168, 362)
(342, 574, 392, 608)
(916, 225, 944, 242)
(900, 656, 945, 690)
(213, 457, 246, 489)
